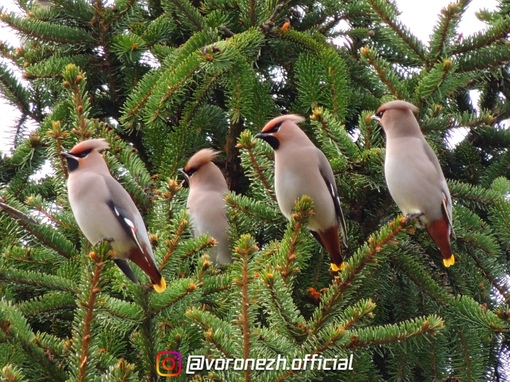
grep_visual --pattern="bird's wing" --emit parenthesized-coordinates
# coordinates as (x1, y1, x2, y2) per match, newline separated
(104, 176, 155, 262)
(317, 149, 348, 247)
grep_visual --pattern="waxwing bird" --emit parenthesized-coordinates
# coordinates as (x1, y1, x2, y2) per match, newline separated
(371, 100, 455, 267)
(61, 139, 166, 292)
(255, 115, 348, 272)
(179, 149, 231, 265)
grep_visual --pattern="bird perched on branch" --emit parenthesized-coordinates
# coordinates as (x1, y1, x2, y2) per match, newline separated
(255, 114, 348, 272)
(61, 138, 166, 292)
(180, 149, 231, 265)
(372, 100, 455, 267)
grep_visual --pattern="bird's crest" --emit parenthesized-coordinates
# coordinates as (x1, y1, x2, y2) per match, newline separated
(376, 100, 419, 115)
(69, 138, 110, 156)
(185, 149, 219, 171)
(261, 114, 305, 133)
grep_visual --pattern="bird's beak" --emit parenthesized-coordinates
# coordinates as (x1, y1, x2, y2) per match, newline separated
(60, 151, 73, 160)
(178, 168, 189, 183)
(370, 115, 380, 122)
(255, 132, 280, 150)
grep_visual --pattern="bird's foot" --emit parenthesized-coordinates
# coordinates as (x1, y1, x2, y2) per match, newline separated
(96, 237, 114, 245)
(405, 213, 423, 224)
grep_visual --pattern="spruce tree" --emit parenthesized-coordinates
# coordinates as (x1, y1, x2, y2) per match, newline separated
(1, 0, 510, 381)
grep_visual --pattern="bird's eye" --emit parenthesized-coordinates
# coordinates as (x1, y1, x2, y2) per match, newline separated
(268, 122, 282, 133)
(376, 111, 385, 118)
(75, 148, 93, 158)
(186, 168, 197, 177)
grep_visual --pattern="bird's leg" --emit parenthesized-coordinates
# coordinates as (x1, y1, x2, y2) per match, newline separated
(92, 237, 115, 258)
(405, 212, 423, 224)
(96, 237, 114, 245)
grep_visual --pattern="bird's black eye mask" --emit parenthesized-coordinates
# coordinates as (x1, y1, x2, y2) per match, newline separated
(65, 156, 79, 172)
(184, 168, 197, 177)
(254, 122, 282, 150)
(178, 167, 197, 186)
(61, 148, 95, 172)
(267, 122, 282, 133)
(75, 148, 93, 158)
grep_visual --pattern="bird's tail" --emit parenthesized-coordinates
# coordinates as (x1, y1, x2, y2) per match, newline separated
(315, 225, 345, 271)
(426, 218, 454, 268)
(129, 247, 167, 293)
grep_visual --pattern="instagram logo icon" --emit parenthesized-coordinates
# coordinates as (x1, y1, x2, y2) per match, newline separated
(156, 351, 182, 376)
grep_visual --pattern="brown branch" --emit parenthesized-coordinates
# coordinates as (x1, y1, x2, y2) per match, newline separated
(468, 249, 510, 305)
(77, 253, 104, 382)
(260, 0, 289, 33)
(311, 217, 409, 334)
(160, 218, 188, 270)
(241, 247, 251, 382)
(18, 221, 72, 259)
(241, 142, 276, 201)
(368, 0, 426, 62)
(361, 47, 401, 99)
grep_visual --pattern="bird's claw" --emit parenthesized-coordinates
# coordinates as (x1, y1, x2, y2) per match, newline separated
(96, 237, 114, 245)
(405, 213, 423, 224)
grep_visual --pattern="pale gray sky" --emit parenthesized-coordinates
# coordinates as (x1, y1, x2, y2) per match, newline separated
(0, 0, 499, 153)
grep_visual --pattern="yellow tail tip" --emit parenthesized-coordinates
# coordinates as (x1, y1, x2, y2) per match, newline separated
(443, 255, 455, 268)
(153, 277, 167, 293)
(330, 262, 345, 272)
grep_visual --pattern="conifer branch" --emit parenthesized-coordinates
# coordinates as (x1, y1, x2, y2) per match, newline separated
(237, 131, 276, 201)
(171, 0, 206, 31)
(260, 0, 288, 33)
(225, 194, 281, 222)
(249, 0, 257, 27)
(182, 237, 218, 260)
(360, 47, 402, 99)
(345, 314, 444, 349)
(160, 215, 188, 271)
(93, 4, 122, 110)
(310, 217, 410, 333)
(0, 302, 66, 380)
(279, 195, 314, 283)
(235, 235, 258, 382)
(150, 278, 197, 314)
(16, 220, 75, 259)
(135, 288, 158, 380)
(452, 20, 510, 55)
(19, 292, 76, 316)
(337, 216, 409, 295)
(428, 3, 463, 63)
(62, 64, 91, 140)
(0, 268, 76, 291)
(416, 59, 454, 100)
(186, 309, 238, 358)
(367, 0, 426, 61)
(0, 199, 39, 225)
(466, 250, 510, 306)
(0, 12, 94, 44)
(47, 122, 70, 178)
(225, 118, 244, 192)
(459, 331, 474, 379)
(0, 64, 31, 116)
(393, 249, 454, 305)
(262, 271, 308, 341)
(76, 251, 104, 382)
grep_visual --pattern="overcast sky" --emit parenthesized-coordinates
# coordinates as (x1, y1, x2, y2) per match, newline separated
(0, 0, 499, 153)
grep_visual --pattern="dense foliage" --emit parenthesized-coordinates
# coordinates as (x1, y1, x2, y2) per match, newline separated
(1, 0, 510, 381)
